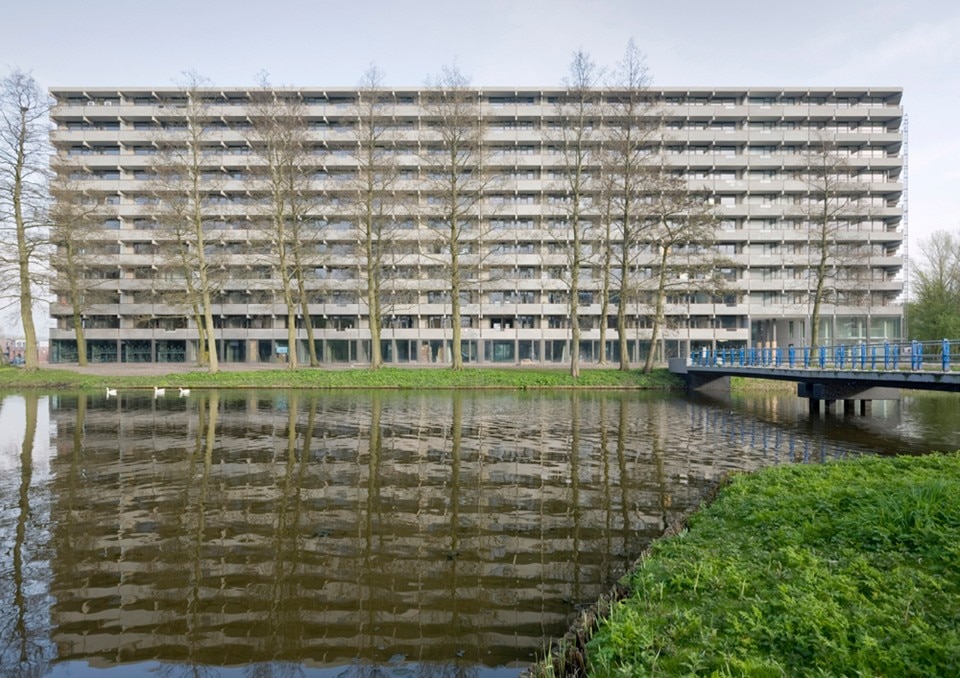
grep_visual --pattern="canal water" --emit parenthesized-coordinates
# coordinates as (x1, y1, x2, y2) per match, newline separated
(0, 389, 956, 677)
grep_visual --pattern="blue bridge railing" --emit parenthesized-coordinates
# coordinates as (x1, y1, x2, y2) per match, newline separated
(691, 339, 957, 372)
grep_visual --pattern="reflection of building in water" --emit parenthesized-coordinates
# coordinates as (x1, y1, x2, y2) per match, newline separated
(45, 393, 727, 669)
(687, 401, 880, 463)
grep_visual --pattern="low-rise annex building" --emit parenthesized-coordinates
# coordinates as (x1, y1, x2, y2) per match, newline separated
(47, 87, 904, 365)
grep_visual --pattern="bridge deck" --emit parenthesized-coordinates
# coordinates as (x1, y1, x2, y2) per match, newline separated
(675, 364, 960, 394)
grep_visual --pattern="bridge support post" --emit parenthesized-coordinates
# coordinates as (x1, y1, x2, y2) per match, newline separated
(797, 383, 899, 418)
(859, 400, 871, 415)
(808, 398, 820, 415)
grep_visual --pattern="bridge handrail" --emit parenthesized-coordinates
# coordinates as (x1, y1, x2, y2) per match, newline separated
(691, 339, 958, 373)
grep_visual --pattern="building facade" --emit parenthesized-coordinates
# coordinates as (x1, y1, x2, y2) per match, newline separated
(48, 87, 905, 365)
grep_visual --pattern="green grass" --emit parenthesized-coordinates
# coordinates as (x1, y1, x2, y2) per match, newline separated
(0, 365, 683, 392)
(585, 453, 960, 676)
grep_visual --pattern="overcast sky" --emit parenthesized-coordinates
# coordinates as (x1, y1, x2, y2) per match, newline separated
(3, 0, 958, 333)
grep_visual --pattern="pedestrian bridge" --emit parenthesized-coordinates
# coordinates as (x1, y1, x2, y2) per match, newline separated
(670, 339, 960, 415)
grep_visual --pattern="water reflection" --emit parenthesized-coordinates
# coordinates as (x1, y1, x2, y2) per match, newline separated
(0, 389, 955, 677)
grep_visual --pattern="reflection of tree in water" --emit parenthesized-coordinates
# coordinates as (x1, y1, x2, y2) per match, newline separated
(357, 391, 386, 660)
(179, 391, 219, 678)
(154, 658, 218, 678)
(242, 659, 306, 678)
(568, 392, 583, 604)
(265, 391, 311, 665)
(648, 400, 671, 534)
(0, 394, 51, 677)
(616, 397, 634, 553)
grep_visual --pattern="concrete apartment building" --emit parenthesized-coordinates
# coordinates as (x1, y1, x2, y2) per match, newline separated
(47, 87, 905, 365)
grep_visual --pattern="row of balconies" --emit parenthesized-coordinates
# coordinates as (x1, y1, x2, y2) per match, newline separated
(49, 99, 902, 122)
(52, 327, 753, 343)
(50, 153, 905, 176)
(54, 175, 906, 197)
(73, 218, 903, 238)
(52, 154, 904, 178)
(61, 200, 904, 222)
(42, 321, 888, 346)
(49, 127, 904, 147)
(54, 260, 905, 289)
(49, 301, 756, 317)
(49, 298, 903, 322)
(51, 140, 903, 161)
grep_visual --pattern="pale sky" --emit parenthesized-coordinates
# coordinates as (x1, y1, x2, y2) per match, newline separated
(2, 0, 958, 334)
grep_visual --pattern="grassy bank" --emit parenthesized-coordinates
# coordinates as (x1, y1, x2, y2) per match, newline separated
(571, 453, 960, 676)
(0, 365, 683, 391)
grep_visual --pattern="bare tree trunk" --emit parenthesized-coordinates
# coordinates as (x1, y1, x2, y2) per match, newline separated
(14, 170, 38, 370)
(570, 257, 581, 378)
(69, 283, 87, 366)
(643, 245, 670, 373)
(299, 292, 318, 367)
(449, 215, 463, 370)
(200, 277, 219, 373)
(598, 215, 612, 366)
(193, 193, 219, 374)
(617, 235, 632, 372)
(810, 219, 830, 353)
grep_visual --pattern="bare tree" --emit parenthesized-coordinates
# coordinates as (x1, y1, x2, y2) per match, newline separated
(639, 164, 719, 373)
(48, 167, 107, 366)
(907, 228, 960, 341)
(596, 175, 615, 365)
(150, 73, 220, 373)
(350, 65, 403, 369)
(420, 64, 489, 369)
(247, 82, 321, 368)
(0, 70, 49, 371)
(551, 51, 603, 378)
(803, 134, 868, 351)
(604, 40, 659, 370)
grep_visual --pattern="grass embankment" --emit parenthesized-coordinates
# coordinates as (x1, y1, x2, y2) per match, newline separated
(0, 365, 682, 391)
(576, 454, 960, 676)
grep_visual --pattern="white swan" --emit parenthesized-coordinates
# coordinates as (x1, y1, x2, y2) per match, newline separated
(153, 386, 166, 397)
(106, 387, 117, 397)
(179, 387, 190, 397)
